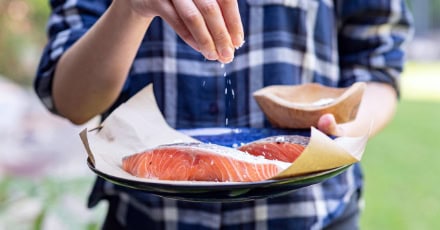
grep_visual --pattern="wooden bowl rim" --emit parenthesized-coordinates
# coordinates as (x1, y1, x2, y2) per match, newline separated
(253, 82, 366, 112)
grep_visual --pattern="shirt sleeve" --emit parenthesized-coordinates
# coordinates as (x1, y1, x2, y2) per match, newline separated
(34, 0, 111, 114)
(335, 0, 414, 95)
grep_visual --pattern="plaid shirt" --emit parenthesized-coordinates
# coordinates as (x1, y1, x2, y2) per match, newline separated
(35, 0, 413, 229)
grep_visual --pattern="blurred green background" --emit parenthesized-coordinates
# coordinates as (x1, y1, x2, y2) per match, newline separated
(0, 0, 49, 85)
(0, 0, 439, 229)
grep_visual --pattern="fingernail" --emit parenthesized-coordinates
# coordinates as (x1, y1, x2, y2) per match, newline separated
(221, 56, 234, 64)
(233, 34, 244, 49)
(221, 47, 234, 59)
(235, 39, 245, 50)
(205, 50, 218, 60)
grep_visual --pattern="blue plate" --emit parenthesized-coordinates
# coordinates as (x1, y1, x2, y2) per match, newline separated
(87, 127, 351, 202)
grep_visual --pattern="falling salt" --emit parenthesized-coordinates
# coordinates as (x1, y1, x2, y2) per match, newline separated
(222, 63, 229, 126)
(231, 89, 235, 98)
(202, 81, 206, 87)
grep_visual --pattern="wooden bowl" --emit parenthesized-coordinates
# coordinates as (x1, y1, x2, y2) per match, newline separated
(253, 82, 366, 129)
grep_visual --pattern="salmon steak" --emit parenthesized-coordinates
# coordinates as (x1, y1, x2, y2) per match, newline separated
(238, 136, 309, 163)
(122, 143, 290, 182)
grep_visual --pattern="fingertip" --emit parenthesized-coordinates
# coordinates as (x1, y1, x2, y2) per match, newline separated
(318, 113, 334, 127)
(317, 114, 336, 134)
(317, 118, 328, 133)
(220, 46, 234, 60)
(318, 114, 346, 136)
(204, 50, 219, 61)
(219, 56, 234, 64)
(187, 40, 200, 52)
(233, 33, 244, 49)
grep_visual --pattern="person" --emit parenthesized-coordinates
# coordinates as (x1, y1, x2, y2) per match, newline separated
(35, 0, 413, 229)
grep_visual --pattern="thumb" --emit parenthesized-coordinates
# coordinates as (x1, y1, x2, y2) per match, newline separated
(317, 114, 345, 136)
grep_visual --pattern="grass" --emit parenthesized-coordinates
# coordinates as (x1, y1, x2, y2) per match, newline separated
(360, 62, 440, 229)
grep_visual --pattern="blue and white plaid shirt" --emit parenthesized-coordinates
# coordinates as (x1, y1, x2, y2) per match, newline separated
(35, 0, 413, 229)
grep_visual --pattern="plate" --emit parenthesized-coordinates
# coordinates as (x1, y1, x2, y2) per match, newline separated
(87, 127, 351, 202)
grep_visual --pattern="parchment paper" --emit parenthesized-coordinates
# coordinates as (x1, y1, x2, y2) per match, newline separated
(80, 84, 369, 184)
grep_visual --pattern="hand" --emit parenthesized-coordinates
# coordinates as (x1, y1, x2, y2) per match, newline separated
(317, 83, 398, 138)
(124, 0, 244, 63)
(317, 113, 346, 137)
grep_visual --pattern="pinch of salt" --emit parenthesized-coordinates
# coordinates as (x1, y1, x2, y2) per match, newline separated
(235, 40, 246, 49)
(291, 98, 335, 107)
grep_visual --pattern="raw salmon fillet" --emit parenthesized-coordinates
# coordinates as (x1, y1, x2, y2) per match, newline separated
(122, 143, 290, 182)
(238, 136, 309, 163)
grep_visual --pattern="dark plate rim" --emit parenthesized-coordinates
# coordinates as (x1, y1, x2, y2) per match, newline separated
(87, 157, 352, 191)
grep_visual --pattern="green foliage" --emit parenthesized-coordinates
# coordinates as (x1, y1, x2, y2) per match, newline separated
(0, 0, 50, 85)
(0, 175, 105, 229)
(33, 207, 46, 230)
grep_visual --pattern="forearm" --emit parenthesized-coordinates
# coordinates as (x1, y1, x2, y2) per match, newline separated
(53, 0, 151, 124)
(341, 82, 398, 137)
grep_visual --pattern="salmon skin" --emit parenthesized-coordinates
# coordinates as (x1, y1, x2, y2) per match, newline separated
(238, 135, 309, 163)
(122, 143, 290, 182)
